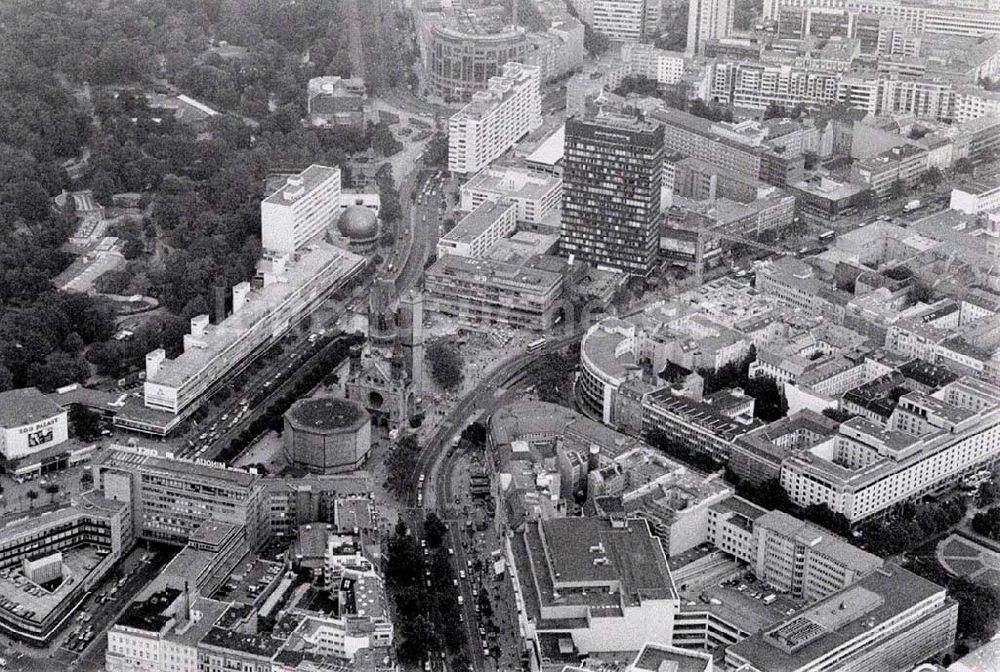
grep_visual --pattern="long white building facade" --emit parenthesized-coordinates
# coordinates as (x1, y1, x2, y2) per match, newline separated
(448, 63, 542, 175)
(780, 378, 1000, 522)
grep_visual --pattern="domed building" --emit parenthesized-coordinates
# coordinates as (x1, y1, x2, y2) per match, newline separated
(336, 200, 380, 253)
(283, 397, 371, 474)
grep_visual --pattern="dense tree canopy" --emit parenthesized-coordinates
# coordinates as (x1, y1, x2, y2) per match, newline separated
(427, 339, 465, 391)
(0, 0, 373, 389)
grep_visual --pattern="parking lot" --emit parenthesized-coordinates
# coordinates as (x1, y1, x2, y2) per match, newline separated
(3, 545, 174, 672)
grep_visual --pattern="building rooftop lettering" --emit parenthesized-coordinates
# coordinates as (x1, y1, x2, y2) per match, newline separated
(100, 444, 259, 488)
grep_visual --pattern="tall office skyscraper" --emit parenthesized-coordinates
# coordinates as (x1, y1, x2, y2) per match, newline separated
(686, 0, 734, 55)
(560, 112, 665, 277)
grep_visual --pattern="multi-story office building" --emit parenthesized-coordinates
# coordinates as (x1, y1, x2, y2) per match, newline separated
(788, 176, 871, 224)
(754, 256, 851, 324)
(459, 166, 562, 224)
(261, 165, 342, 255)
(97, 444, 268, 550)
(850, 143, 929, 198)
(953, 87, 1000, 123)
(593, 0, 660, 42)
(437, 200, 518, 259)
(752, 511, 882, 602)
(561, 112, 664, 276)
(262, 474, 373, 541)
(0, 492, 130, 644)
(640, 388, 750, 458)
(620, 43, 687, 84)
(763, 0, 1000, 39)
(707, 501, 883, 602)
(780, 378, 1000, 522)
(650, 108, 767, 180)
(590, 446, 735, 556)
(686, 0, 734, 55)
(425, 249, 566, 332)
(512, 516, 678, 663)
(710, 62, 842, 111)
(726, 565, 957, 672)
(448, 63, 542, 175)
(427, 26, 529, 100)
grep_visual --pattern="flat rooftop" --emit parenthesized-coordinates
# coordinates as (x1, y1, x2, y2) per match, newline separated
(101, 444, 258, 488)
(441, 200, 517, 246)
(581, 318, 638, 383)
(117, 588, 181, 632)
(524, 124, 564, 167)
(0, 533, 117, 629)
(537, 517, 676, 603)
(262, 164, 339, 206)
(791, 177, 867, 200)
(632, 644, 712, 672)
(681, 582, 796, 635)
(463, 166, 559, 201)
(428, 252, 563, 292)
(730, 565, 946, 670)
(490, 400, 647, 461)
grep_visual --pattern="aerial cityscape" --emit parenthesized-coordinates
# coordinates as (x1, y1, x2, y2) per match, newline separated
(1, 0, 1000, 670)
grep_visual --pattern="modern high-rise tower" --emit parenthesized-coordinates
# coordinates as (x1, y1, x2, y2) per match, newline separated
(560, 111, 665, 277)
(686, 0, 734, 55)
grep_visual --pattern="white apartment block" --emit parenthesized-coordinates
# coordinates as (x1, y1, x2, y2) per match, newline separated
(780, 379, 1000, 522)
(593, 0, 657, 42)
(448, 63, 542, 175)
(953, 88, 1000, 123)
(620, 43, 687, 84)
(261, 165, 342, 254)
(709, 62, 982, 121)
(459, 166, 562, 224)
(687, 0, 734, 55)
(763, 0, 1000, 38)
(436, 200, 518, 258)
(951, 184, 1000, 214)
